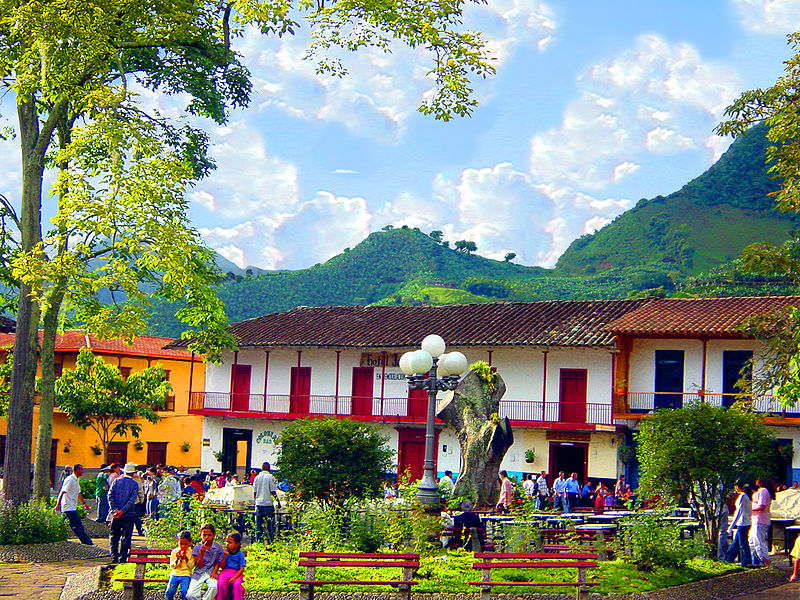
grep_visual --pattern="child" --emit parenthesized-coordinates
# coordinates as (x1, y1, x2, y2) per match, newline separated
(166, 530, 195, 600)
(217, 532, 246, 600)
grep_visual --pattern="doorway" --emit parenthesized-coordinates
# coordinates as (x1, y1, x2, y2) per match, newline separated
(559, 369, 587, 423)
(655, 350, 684, 409)
(107, 441, 129, 465)
(231, 364, 252, 412)
(290, 367, 311, 414)
(221, 428, 252, 478)
(351, 367, 374, 416)
(548, 441, 588, 483)
(408, 388, 427, 420)
(397, 428, 439, 481)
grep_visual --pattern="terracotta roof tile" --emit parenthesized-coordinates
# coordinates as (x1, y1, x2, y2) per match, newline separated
(205, 299, 655, 350)
(603, 295, 800, 336)
(0, 330, 194, 360)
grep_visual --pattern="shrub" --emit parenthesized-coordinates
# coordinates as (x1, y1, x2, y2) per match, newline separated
(622, 511, 703, 570)
(79, 478, 97, 499)
(145, 496, 248, 548)
(0, 497, 69, 545)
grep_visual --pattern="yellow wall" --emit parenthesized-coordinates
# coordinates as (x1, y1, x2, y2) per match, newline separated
(0, 351, 206, 475)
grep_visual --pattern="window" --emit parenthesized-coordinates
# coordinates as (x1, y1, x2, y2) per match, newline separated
(654, 350, 684, 409)
(147, 442, 168, 466)
(722, 351, 752, 408)
(119, 366, 132, 380)
(107, 441, 128, 465)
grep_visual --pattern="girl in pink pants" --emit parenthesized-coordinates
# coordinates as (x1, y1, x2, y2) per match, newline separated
(217, 532, 246, 600)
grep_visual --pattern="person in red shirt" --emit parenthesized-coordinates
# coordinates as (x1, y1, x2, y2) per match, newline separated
(189, 475, 205, 497)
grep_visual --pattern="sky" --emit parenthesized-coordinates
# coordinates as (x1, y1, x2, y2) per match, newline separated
(2, 1, 800, 272)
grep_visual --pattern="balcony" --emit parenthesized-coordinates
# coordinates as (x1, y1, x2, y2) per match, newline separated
(189, 392, 614, 428)
(618, 391, 800, 421)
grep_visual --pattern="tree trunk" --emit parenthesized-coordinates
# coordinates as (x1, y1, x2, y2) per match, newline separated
(32, 293, 64, 498)
(437, 370, 514, 507)
(4, 96, 45, 505)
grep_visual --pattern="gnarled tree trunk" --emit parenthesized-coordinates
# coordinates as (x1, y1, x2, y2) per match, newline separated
(437, 370, 513, 507)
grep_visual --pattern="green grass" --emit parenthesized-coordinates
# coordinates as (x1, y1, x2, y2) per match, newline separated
(109, 546, 740, 595)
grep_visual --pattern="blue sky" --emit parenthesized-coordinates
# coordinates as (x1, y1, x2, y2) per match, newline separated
(2, 0, 799, 271)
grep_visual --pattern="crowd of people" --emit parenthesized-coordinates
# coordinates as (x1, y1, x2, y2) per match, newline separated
(501, 470, 633, 513)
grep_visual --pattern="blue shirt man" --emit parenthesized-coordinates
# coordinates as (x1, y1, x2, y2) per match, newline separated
(108, 462, 141, 563)
(564, 473, 581, 511)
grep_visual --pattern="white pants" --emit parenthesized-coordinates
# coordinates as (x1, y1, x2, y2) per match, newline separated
(748, 523, 770, 564)
(186, 572, 218, 600)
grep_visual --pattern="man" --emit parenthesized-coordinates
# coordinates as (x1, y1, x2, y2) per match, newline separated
(495, 470, 514, 513)
(143, 467, 160, 519)
(55, 463, 94, 545)
(95, 464, 111, 523)
(522, 474, 535, 499)
(438, 470, 454, 500)
(187, 523, 223, 600)
(108, 462, 141, 563)
(552, 471, 568, 512)
(253, 462, 281, 542)
(565, 472, 580, 511)
(535, 471, 549, 510)
(581, 479, 594, 508)
(157, 466, 181, 517)
(453, 499, 484, 550)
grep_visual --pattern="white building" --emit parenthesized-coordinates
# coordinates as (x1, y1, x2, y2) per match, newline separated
(178, 295, 800, 488)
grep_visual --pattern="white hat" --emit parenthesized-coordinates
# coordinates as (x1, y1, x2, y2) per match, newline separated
(123, 462, 137, 474)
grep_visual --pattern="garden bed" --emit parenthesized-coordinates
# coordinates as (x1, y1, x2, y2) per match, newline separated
(0, 539, 110, 563)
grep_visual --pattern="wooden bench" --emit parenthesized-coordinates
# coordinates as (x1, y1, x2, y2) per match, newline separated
(292, 551, 420, 600)
(119, 547, 247, 600)
(469, 551, 600, 600)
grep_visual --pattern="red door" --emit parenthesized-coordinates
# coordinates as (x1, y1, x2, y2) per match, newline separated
(351, 367, 374, 416)
(290, 367, 311, 414)
(231, 364, 252, 412)
(559, 369, 587, 423)
(397, 428, 439, 481)
(408, 388, 428, 419)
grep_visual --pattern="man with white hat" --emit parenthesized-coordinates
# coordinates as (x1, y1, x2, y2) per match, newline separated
(108, 462, 140, 563)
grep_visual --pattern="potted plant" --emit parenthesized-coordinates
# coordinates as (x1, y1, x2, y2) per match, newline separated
(212, 449, 225, 462)
(133, 439, 144, 450)
(63, 439, 71, 453)
(180, 441, 191, 452)
(524, 448, 535, 463)
(90, 443, 102, 456)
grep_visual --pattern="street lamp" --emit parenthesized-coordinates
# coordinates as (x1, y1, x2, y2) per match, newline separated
(400, 335, 468, 510)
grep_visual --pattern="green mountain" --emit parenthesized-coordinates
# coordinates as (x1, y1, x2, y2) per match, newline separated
(556, 123, 796, 275)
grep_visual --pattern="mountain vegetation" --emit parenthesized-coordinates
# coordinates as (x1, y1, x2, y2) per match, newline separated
(146, 124, 800, 337)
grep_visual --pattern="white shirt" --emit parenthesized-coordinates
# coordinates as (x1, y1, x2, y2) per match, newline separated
(59, 473, 81, 512)
(522, 478, 535, 496)
(253, 471, 278, 506)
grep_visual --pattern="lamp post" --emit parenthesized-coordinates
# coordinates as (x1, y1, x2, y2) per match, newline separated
(400, 335, 468, 510)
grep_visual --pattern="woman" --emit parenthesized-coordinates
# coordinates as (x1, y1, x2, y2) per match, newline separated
(724, 481, 752, 566)
(749, 478, 772, 566)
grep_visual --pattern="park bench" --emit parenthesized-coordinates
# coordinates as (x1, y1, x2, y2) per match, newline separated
(119, 547, 247, 600)
(536, 527, 614, 559)
(469, 551, 600, 600)
(292, 551, 419, 600)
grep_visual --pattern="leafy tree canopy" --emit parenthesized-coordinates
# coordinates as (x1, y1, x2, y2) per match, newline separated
(54, 348, 170, 462)
(636, 401, 773, 559)
(276, 417, 394, 507)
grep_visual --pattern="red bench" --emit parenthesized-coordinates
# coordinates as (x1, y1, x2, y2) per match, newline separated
(469, 551, 600, 600)
(292, 551, 419, 600)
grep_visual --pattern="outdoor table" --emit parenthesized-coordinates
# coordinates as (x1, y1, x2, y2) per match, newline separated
(546, 516, 583, 529)
(770, 518, 797, 554)
(574, 523, 618, 532)
(585, 514, 620, 524)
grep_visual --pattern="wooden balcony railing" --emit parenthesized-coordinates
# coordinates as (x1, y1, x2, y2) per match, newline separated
(623, 391, 796, 416)
(189, 392, 613, 425)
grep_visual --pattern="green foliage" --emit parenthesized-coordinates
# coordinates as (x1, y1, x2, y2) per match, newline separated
(79, 478, 96, 499)
(623, 511, 703, 571)
(144, 496, 241, 548)
(55, 349, 170, 458)
(636, 401, 773, 558)
(0, 346, 11, 417)
(0, 497, 69, 545)
(461, 277, 512, 299)
(470, 361, 497, 394)
(276, 418, 393, 507)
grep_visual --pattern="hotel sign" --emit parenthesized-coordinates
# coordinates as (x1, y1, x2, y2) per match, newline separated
(360, 352, 401, 368)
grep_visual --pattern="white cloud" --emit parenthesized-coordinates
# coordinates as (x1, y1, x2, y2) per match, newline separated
(732, 0, 800, 35)
(530, 34, 741, 188)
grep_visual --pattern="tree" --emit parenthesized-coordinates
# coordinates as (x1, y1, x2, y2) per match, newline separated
(503, 252, 516, 263)
(454, 240, 477, 255)
(276, 417, 393, 508)
(437, 366, 514, 507)
(714, 32, 800, 408)
(0, 0, 494, 504)
(635, 401, 773, 559)
(54, 349, 171, 463)
(429, 230, 444, 243)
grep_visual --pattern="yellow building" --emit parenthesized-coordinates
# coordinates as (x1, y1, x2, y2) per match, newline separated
(0, 331, 205, 487)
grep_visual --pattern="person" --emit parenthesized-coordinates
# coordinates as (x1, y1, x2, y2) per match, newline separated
(565, 472, 580, 511)
(495, 470, 514, 512)
(793, 481, 799, 490)
(132, 469, 146, 536)
(217, 532, 246, 600)
(248, 469, 258, 485)
(187, 523, 223, 600)
(166, 530, 196, 600)
(581, 479, 594, 507)
(108, 461, 141, 563)
(594, 484, 608, 510)
(750, 478, 773, 566)
(453, 499, 484, 549)
(189, 474, 206, 497)
(790, 530, 800, 582)
(614, 475, 627, 504)
(144, 468, 161, 519)
(438, 470, 454, 500)
(552, 471, 568, 512)
(158, 466, 181, 517)
(383, 480, 398, 499)
(55, 463, 94, 545)
(95, 464, 111, 523)
(724, 482, 752, 566)
(59, 465, 73, 491)
(253, 462, 281, 542)
(535, 471, 549, 510)
(522, 474, 535, 499)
